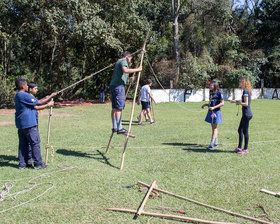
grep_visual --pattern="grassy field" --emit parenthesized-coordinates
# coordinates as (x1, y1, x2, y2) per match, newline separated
(0, 100, 280, 223)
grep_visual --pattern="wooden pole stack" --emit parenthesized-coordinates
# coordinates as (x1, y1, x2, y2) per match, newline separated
(137, 181, 271, 224)
(120, 30, 150, 170)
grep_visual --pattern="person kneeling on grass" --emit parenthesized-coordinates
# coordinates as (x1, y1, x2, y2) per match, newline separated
(230, 77, 253, 154)
(15, 78, 54, 170)
(137, 79, 157, 126)
(201, 81, 224, 150)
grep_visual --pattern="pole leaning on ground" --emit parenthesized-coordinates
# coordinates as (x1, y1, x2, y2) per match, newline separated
(120, 31, 150, 170)
(45, 106, 53, 165)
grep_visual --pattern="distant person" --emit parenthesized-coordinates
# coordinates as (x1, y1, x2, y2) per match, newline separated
(15, 78, 54, 169)
(100, 83, 106, 103)
(137, 79, 157, 126)
(201, 81, 224, 149)
(26, 82, 56, 166)
(110, 51, 142, 134)
(230, 77, 253, 154)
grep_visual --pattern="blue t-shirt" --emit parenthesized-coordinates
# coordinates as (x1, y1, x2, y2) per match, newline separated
(209, 90, 224, 111)
(15, 91, 38, 129)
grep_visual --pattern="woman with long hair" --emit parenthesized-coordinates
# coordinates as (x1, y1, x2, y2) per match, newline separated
(230, 77, 253, 154)
(202, 81, 224, 149)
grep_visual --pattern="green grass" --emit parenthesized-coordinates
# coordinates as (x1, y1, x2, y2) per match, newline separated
(0, 100, 280, 223)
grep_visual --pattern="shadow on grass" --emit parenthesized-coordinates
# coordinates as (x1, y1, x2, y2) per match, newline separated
(0, 154, 19, 168)
(163, 142, 232, 153)
(121, 120, 138, 126)
(56, 149, 118, 169)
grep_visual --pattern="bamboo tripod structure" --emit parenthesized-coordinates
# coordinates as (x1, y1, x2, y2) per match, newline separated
(108, 179, 236, 224)
(45, 106, 54, 165)
(133, 180, 157, 219)
(120, 31, 149, 170)
(137, 181, 271, 224)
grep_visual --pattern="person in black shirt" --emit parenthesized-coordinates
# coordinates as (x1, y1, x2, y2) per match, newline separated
(230, 77, 253, 154)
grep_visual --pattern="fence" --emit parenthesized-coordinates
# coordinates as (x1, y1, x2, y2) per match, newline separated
(151, 88, 280, 102)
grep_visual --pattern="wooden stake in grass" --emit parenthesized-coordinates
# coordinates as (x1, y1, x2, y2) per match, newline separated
(151, 101, 156, 122)
(107, 208, 236, 224)
(133, 180, 157, 219)
(138, 181, 271, 224)
(260, 189, 280, 198)
(120, 30, 150, 170)
(45, 106, 53, 165)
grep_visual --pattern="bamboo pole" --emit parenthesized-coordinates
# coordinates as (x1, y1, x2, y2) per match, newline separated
(45, 106, 53, 165)
(151, 101, 155, 122)
(105, 132, 114, 154)
(107, 208, 236, 224)
(120, 31, 150, 170)
(125, 54, 142, 99)
(138, 181, 271, 224)
(134, 180, 157, 219)
(260, 189, 280, 198)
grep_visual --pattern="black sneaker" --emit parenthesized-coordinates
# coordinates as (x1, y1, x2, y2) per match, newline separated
(138, 123, 145, 126)
(112, 128, 117, 133)
(150, 121, 156, 125)
(117, 128, 128, 134)
(18, 166, 26, 170)
(34, 164, 48, 170)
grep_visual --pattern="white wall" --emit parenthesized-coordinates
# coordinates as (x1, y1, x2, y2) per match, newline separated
(151, 88, 280, 102)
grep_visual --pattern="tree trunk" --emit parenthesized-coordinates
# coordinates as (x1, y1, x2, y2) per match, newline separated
(172, 0, 180, 88)
(3, 37, 7, 79)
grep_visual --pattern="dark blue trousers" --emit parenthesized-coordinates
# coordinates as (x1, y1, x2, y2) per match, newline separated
(18, 126, 43, 167)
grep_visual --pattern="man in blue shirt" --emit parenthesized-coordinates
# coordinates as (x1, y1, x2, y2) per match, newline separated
(15, 78, 54, 169)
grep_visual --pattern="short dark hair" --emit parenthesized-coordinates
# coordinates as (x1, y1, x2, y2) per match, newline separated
(146, 79, 152, 85)
(122, 51, 132, 58)
(15, 78, 27, 91)
(28, 82, 37, 92)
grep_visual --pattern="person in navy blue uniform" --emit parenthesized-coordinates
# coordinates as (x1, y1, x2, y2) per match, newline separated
(230, 77, 253, 154)
(202, 81, 224, 149)
(26, 82, 56, 166)
(15, 78, 54, 169)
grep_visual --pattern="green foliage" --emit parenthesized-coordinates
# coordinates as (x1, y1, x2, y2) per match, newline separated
(0, 0, 279, 107)
(225, 69, 255, 88)
(0, 66, 15, 108)
(179, 55, 217, 89)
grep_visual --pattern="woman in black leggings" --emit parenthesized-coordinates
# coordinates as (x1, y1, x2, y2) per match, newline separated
(230, 77, 253, 154)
